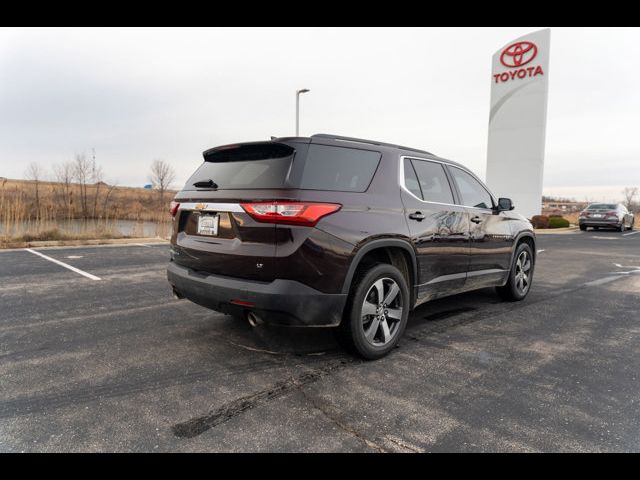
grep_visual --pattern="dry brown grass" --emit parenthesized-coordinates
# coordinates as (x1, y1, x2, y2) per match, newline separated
(0, 178, 176, 246)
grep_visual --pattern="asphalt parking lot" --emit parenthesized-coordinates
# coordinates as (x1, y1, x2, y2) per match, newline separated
(1, 229, 639, 452)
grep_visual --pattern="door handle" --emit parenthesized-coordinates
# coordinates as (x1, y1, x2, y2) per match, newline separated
(470, 216, 483, 224)
(409, 211, 426, 221)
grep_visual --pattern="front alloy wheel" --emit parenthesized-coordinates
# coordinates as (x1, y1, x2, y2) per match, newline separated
(496, 242, 535, 301)
(514, 250, 532, 296)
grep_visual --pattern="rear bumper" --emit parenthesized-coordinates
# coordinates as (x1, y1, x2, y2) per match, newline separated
(579, 218, 621, 227)
(167, 262, 347, 327)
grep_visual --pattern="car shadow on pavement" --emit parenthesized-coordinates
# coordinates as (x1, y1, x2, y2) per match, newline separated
(183, 287, 510, 359)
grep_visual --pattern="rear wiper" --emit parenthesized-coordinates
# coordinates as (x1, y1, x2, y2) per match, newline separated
(193, 179, 218, 189)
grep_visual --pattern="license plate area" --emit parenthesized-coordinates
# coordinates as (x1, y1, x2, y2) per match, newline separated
(197, 214, 219, 236)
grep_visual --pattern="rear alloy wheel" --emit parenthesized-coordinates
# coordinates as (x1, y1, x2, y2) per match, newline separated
(337, 264, 409, 360)
(496, 243, 534, 301)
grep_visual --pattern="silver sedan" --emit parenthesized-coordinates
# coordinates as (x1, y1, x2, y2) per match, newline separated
(579, 203, 635, 232)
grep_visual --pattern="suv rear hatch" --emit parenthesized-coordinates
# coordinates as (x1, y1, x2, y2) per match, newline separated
(170, 143, 296, 282)
(170, 140, 380, 282)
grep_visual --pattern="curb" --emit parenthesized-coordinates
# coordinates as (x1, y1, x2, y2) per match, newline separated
(1, 237, 169, 250)
(534, 227, 579, 234)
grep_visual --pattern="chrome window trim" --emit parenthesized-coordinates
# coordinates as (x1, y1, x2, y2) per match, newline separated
(178, 202, 244, 213)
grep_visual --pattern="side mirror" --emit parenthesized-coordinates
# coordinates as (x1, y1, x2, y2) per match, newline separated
(497, 197, 514, 211)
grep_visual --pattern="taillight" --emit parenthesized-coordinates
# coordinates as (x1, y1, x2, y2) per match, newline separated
(605, 211, 618, 218)
(579, 211, 588, 217)
(240, 201, 341, 227)
(169, 201, 180, 217)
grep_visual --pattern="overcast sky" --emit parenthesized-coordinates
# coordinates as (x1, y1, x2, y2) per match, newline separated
(1, 27, 639, 202)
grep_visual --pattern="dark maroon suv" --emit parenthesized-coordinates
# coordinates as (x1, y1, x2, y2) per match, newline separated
(167, 134, 536, 359)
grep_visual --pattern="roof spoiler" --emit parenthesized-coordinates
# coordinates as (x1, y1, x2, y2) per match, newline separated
(203, 142, 294, 162)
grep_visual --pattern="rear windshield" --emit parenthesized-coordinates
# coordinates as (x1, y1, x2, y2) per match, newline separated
(185, 142, 381, 192)
(186, 144, 295, 190)
(587, 204, 617, 210)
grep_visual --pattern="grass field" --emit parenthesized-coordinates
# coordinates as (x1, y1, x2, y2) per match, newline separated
(0, 178, 176, 246)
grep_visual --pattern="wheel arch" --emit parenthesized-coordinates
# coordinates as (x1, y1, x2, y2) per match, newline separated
(341, 238, 418, 306)
(510, 231, 536, 266)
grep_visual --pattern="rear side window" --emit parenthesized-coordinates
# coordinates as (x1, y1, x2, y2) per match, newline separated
(449, 167, 494, 209)
(403, 158, 422, 198)
(409, 159, 455, 204)
(298, 145, 381, 192)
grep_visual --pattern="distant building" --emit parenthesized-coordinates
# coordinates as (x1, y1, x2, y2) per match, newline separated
(541, 200, 588, 215)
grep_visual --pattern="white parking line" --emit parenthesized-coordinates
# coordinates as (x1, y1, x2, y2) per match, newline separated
(537, 249, 545, 254)
(614, 263, 640, 269)
(584, 276, 622, 287)
(25, 248, 101, 281)
(623, 230, 640, 236)
(135, 243, 152, 248)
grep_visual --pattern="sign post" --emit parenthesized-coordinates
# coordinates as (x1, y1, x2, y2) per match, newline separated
(486, 29, 550, 220)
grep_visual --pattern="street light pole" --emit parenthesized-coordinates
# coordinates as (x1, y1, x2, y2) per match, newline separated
(296, 89, 310, 136)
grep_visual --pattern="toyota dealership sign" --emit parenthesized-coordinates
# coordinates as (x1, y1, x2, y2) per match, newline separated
(486, 29, 550, 220)
(500, 41, 537, 67)
(494, 41, 545, 84)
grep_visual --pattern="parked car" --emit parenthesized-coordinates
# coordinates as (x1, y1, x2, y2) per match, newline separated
(578, 203, 635, 232)
(167, 134, 536, 359)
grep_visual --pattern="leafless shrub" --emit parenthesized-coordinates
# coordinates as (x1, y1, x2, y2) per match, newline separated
(149, 159, 176, 205)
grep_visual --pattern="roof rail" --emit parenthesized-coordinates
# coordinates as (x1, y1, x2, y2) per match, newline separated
(311, 133, 434, 156)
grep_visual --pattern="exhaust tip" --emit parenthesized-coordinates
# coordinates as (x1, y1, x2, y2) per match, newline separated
(246, 311, 263, 327)
(172, 287, 184, 300)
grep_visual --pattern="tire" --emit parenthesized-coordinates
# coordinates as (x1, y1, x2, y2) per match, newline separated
(579, 224, 587, 231)
(496, 242, 534, 302)
(618, 222, 625, 232)
(336, 263, 410, 360)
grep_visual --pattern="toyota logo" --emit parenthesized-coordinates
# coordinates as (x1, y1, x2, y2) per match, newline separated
(500, 41, 538, 68)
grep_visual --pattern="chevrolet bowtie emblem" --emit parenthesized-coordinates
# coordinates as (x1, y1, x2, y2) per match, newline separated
(195, 203, 207, 210)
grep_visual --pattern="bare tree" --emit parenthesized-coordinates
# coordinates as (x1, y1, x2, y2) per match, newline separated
(149, 159, 176, 204)
(25, 162, 44, 220)
(74, 153, 92, 220)
(89, 149, 105, 218)
(622, 187, 639, 210)
(53, 161, 74, 219)
(102, 181, 118, 220)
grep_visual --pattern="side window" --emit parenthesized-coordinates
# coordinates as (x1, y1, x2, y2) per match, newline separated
(450, 167, 494, 210)
(298, 145, 381, 192)
(403, 158, 423, 199)
(410, 159, 455, 204)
